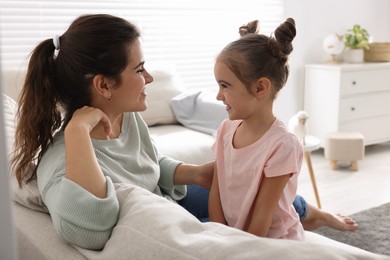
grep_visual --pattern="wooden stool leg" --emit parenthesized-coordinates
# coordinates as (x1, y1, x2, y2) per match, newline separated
(351, 161, 358, 171)
(329, 160, 337, 170)
(305, 152, 321, 209)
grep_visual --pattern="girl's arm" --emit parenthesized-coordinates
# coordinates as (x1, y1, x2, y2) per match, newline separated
(208, 165, 227, 224)
(246, 174, 291, 237)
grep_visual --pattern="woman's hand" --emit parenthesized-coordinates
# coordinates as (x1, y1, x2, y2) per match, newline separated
(173, 161, 215, 190)
(66, 106, 112, 138)
(195, 161, 214, 189)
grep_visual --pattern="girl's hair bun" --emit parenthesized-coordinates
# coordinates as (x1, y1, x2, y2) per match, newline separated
(239, 20, 260, 37)
(274, 17, 296, 47)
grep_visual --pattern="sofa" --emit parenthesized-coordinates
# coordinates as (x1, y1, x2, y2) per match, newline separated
(2, 63, 388, 259)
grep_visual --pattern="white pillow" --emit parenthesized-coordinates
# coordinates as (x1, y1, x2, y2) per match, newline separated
(2, 94, 48, 213)
(171, 91, 227, 136)
(139, 62, 185, 126)
(2, 93, 18, 159)
(2, 69, 25, 101)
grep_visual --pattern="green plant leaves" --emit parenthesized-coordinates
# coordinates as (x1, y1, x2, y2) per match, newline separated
(344, 24, 370, 49)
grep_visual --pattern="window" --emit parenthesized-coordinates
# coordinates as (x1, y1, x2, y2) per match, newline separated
(0, 0, 284, 90)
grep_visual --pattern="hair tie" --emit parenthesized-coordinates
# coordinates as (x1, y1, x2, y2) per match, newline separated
(53, 35, 60, 50)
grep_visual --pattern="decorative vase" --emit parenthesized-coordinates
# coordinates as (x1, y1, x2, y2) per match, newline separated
(344, 48, 364, 63)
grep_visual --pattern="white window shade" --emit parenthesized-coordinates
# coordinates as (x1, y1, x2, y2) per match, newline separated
(0, 0, 284, 90)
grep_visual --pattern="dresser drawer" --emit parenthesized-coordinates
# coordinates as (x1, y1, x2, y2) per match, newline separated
(340, 69, 390, 96)
(339, 92, 390, 122)
(340, 114, 390, 145)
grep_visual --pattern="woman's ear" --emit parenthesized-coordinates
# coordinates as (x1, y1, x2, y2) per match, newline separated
(92, 74, 113, 100)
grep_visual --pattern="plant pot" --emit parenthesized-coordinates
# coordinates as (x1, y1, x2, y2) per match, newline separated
(344, 48, 364, 63)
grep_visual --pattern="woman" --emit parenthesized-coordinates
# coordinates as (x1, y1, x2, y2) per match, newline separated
(12, 14, 212, 250)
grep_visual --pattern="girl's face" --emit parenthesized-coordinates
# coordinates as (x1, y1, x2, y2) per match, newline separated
(214, 60, 257, 121)
(111, 39, 153, 113)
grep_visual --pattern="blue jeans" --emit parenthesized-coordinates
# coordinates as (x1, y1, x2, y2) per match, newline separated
(177, 185, 308, 222)
(177, 185, 210, 222)
(293, 193, 309, 221)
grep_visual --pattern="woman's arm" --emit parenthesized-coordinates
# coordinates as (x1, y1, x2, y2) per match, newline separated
(246, 174, 291, 237)
(64, 106, 112, 198)
(208, 165, 226, 224)
(173, 161, 214, 189)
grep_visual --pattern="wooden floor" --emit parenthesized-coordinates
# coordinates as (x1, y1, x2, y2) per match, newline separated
(298, 141, 390, 215)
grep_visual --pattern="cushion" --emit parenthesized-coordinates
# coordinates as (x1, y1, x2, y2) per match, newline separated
(11, 164, 49, 213)
(2, 69, 25, 101)
(171, 91, 227, 136)
(2, 94, 48, 213)
(139, 62, 185, 126)
(2, 94, 18, 158)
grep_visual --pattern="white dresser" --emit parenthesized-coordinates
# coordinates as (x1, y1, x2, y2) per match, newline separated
(304, 62, 390, 147)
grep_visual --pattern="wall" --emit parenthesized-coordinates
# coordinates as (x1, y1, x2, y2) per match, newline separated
(274, 0, 390, 123)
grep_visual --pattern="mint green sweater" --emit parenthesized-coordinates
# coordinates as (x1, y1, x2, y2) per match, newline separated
(37, 112, 186, 250)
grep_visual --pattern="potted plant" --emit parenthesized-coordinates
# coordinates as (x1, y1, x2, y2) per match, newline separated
(343, 24, 370, 63)
(344, 24, 370, 49)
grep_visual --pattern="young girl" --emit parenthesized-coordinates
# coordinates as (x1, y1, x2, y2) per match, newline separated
(208, 18, 305, 240)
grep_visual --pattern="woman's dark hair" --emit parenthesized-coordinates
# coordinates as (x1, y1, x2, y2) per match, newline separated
(12, 14, 140, 186)
(217, 18, 296, 99)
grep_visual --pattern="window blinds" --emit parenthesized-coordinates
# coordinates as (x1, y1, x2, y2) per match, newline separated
(0, 0, 284, 90)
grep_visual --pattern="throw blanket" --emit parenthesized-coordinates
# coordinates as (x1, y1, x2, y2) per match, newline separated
(73, 183, 383, 260)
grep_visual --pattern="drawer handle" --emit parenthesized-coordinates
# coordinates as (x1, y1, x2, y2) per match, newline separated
(352, 81, 357, 85)
(351, 107, 355, 111)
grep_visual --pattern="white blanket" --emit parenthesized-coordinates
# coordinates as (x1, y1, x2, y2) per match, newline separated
(73, 183, 385, 260)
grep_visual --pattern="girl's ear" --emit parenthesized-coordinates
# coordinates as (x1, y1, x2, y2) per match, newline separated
(92, 74, 113, 99)
(254, 77, 272, 98)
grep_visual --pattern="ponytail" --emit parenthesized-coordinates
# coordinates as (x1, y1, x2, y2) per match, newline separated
(12, 39, 62, 187)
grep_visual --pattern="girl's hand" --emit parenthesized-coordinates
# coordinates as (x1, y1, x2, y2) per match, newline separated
(66, 106, 112, 137)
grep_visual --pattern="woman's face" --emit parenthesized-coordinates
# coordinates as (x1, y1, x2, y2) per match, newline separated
(111, 39, 153, 113)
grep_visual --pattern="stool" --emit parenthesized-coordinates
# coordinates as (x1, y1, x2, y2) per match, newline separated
(324, 132, 365, 171)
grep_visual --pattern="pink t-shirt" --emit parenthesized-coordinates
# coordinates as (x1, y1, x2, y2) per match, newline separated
(212, 119, 304, 240)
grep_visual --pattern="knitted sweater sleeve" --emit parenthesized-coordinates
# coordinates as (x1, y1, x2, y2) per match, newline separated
(157, 154, 187, 200)
(37, 142, 119, 250)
